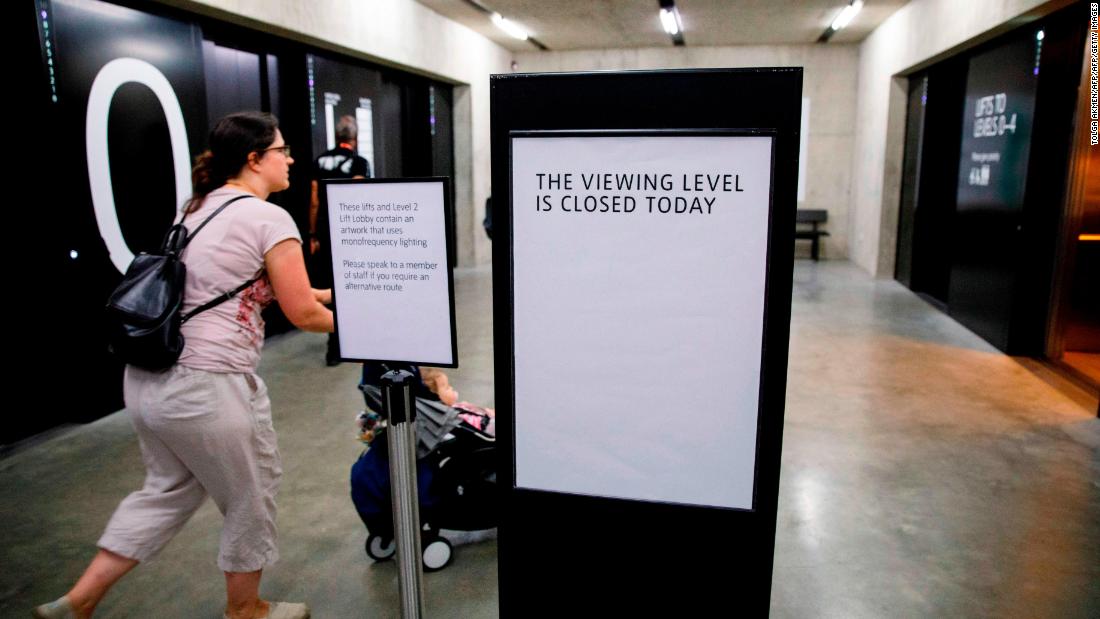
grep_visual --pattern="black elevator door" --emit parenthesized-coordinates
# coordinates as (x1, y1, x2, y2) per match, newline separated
(896, 61, 966, 305)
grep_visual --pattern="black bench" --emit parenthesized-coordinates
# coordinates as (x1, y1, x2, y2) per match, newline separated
(795, 209, 830, 261)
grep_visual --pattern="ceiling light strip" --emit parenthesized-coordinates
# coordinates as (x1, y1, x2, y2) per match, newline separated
(459, 0, 549, 50)
(657, 0, 686, 46)
(817, 0, 864, 43)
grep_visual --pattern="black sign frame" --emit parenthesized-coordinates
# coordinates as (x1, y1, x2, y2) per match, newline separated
(492, 68, 802, 616)
(324, 176, 459, 368)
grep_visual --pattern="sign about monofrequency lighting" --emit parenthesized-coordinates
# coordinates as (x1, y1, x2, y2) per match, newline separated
(511, 133, 773, 510)
(326, 178, 456, 367)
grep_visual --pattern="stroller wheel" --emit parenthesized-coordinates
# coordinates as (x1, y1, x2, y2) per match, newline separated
(366, 534, 396, 561)
(422, 537, 453, 572)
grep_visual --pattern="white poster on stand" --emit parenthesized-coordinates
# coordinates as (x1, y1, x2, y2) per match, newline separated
(511, 133, 773, 510)
(326, 180, 456, 366)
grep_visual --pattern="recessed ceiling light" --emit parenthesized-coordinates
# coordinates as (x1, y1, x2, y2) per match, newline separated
(491, 12, 529, 41)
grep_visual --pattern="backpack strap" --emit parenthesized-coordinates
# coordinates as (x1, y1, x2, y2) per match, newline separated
(182, 194, 253, 244)
(176, 194, 264, 324)
(180, 272, 263, 323)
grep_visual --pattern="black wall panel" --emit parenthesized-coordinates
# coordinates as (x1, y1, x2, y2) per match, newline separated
(897, 2, 1087, 356)
(18, 0, 209, 443)
(948, 28, 1040, 351)
(7, 0, 460, 447)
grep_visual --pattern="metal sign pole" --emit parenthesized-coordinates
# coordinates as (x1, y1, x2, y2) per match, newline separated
(381, 369, 425, 619)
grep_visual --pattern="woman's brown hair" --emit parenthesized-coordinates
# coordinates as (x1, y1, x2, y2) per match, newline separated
(184, 111, 279, 214)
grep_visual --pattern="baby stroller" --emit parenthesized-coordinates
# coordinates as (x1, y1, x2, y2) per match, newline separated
(350, 364, 497, 571)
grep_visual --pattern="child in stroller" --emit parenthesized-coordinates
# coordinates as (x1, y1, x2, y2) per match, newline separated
(350, 363, 497, 571)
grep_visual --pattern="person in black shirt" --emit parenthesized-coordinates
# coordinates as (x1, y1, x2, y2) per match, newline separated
(310, 115, 370, 365)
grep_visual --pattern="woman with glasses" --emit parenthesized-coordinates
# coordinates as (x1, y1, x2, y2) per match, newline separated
(36, 112, 330, 619)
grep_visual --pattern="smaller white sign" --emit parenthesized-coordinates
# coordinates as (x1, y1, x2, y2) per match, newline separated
(327, 180, 455, 366)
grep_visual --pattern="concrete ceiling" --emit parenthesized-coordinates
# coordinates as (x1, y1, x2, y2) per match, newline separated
(416, 0, 909, 51)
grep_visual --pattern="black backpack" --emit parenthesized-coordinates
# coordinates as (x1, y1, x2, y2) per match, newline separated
(105, 195, 258, 371)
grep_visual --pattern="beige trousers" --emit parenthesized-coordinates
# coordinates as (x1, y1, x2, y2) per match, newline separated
(98, 364, 282, 573)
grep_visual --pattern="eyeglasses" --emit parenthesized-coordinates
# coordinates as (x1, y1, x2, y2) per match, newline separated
(260, 144, 292, 157)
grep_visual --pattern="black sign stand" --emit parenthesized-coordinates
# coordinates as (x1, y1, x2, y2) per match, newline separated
(323, 177, 459, 617)
(380, 369, 425, 619)
(491, 69, 801, 616)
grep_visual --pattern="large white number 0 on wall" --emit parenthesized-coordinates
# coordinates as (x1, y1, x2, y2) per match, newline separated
(86, 58, 192, 274)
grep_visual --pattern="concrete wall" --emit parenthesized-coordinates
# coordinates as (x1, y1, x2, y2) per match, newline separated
(850, 0, 1070, 276)
(160, 0, 513, 266)
(514, 45, 860, 260)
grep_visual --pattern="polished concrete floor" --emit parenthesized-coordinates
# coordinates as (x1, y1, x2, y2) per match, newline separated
(1, 261, 1097, 617)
